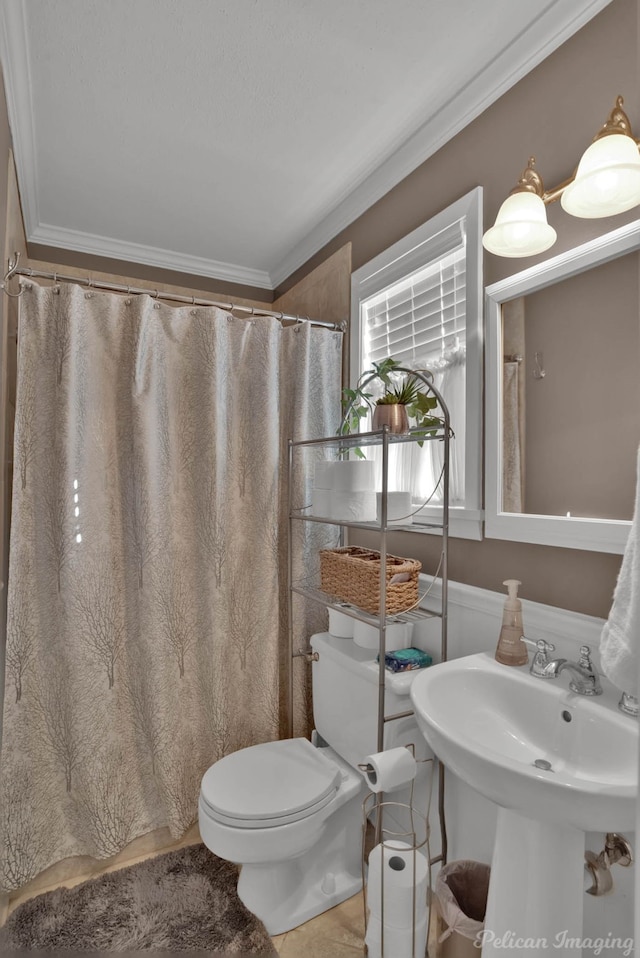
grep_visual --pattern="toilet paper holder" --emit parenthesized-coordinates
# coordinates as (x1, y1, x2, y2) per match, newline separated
(360, 749, 436, 958)
(357, 742, 429, 785)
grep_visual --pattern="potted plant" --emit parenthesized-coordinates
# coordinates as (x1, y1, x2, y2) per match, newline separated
(339, 358, 442, 456)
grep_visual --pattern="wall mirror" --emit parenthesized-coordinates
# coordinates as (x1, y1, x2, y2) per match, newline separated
(485, 220, 640, 554)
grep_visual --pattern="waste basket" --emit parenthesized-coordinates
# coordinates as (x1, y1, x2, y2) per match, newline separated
(434, 860, 490, 957)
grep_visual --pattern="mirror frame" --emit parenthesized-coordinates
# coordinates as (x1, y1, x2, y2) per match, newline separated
(485, 219, 640, 555)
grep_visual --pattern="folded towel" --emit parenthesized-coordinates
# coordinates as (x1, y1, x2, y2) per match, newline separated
(378, 648, 433, 673)
(600, 447, 640, 696)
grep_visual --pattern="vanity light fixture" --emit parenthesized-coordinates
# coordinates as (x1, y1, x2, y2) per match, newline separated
(483, 96, 640, 258)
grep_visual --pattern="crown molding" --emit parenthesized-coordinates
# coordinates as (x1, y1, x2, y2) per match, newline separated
(0, 0, 40, 234)
(269, 0, 614, 289)
(1, 0, 614, 291)
(28, 223, 274, 290)
(0, 0, 273, 289)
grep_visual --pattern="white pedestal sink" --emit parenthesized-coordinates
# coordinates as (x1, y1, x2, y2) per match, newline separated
(409, 653, 638, 956)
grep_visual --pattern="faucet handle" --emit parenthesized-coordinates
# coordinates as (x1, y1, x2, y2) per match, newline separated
(578, 645, 594, 670)
(618, 692, 639, 717)
(537, 639, 555, 655)
(522, 637, 556, 677)
(521, 637, 555, 655)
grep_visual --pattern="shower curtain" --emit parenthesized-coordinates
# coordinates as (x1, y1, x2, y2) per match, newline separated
(0, 282, 342, 891)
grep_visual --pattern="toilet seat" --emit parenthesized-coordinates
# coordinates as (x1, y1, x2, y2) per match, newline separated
(200, 737, 343, 829)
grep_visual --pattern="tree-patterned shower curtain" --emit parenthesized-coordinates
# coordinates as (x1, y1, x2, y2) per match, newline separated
(0, 282, 342, 891)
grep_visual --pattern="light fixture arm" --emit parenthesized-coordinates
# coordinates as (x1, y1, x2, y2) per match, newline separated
(545, 96, 639, 205)
(508, 157, 574, 206)
(506, 97, 640, 207)
(593, 94, 634, 140)
(484, 95, 640, 258)
(509, 157, 545, 197)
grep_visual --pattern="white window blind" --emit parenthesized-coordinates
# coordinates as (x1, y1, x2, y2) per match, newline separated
(362, 220, 466, 370)
(350, 188, 483, 539)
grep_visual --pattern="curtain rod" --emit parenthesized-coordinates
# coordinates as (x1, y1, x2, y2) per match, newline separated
(1, 253, 346, 332)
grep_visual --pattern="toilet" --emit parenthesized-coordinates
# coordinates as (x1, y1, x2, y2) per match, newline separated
(198, 630, 432, 935)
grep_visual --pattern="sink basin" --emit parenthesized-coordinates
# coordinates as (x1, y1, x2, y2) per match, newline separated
(409, 652, 638, 832)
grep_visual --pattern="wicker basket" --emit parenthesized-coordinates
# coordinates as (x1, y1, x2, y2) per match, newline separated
(319, 546, 421, 615)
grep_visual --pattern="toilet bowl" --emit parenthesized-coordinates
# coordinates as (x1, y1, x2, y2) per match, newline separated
(198, 736, 366, 934)
(199, 631, 432, 935)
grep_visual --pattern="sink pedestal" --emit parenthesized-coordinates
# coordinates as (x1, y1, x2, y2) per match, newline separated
(483, 808, 584, 957)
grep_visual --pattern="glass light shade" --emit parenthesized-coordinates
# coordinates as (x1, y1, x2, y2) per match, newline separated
(482, 191, 557, 258)
(561, 134, 640, 218)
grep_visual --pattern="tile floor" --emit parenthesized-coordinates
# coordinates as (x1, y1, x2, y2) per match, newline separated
(272, 892, 366, 957)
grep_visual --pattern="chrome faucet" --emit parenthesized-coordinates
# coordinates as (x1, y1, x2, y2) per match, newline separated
(618, 691, 639, 717)
(525, 639, 602, 696)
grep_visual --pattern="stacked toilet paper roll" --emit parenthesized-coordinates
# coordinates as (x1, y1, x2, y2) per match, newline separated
(311, 461, 335, 517)
(376, 491, 413, 525)
(311, 460, 377, 522)
(364, 913, 428, 958)
(366, 840, 429, 958)
(361, 747, 417, 793)
(353, 619, 413, 651)
(327, 605, 354, 638)
(330, 461, 376, 522)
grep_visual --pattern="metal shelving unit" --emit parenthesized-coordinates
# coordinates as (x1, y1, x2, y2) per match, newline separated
(287, 369, 451, 869)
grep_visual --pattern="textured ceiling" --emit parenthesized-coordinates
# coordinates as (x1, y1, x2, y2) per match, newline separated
(0, 0, 613, 288)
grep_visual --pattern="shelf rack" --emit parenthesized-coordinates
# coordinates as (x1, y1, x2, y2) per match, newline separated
(286, 368, 451, 870)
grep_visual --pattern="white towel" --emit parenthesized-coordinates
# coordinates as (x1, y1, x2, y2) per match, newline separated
(600, 447, 640, 696)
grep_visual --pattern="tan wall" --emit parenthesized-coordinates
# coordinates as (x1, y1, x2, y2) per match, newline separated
(275, 0, 639, 618)
(25, 258, 273, 313)
(522, 251, 640, 520)
(273, 245, 351, 327)
(26, 247, 275, 305)
(273, 243, 352, 381)
(3, 1, 638, 618)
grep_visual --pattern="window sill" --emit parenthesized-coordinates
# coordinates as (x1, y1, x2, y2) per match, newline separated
(408, 506, 483, 540)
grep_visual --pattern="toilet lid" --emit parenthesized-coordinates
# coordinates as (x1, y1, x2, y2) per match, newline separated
(200, 738, 342, 828)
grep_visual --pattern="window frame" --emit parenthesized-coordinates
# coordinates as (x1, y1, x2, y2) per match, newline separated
(349, 187, 484, 539)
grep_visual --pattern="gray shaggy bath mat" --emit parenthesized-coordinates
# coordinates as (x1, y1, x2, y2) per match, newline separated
(0, 842, 276, 954)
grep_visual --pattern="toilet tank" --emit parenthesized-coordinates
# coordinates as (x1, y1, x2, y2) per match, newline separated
(309, 632, 430, 769)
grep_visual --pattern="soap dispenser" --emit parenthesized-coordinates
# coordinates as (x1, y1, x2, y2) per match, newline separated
(495, 579, 528, 666)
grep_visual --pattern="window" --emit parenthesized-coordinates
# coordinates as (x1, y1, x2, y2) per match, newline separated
(350, 188, 483, 538)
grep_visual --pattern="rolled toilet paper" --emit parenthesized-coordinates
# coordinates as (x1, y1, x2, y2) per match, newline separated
(330, 491, 377, 522)
(311, 488, 332, 517)
(314, 460, 336, 489)
(376, 491, 413, 525)
(328, 606, 354, 638)
(367, 840, 429, 929)
(332, 459, 376, 492)
(362, 747, 417, 793)
(353, 619, 413, 652)
(365, 912, 428, 958)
